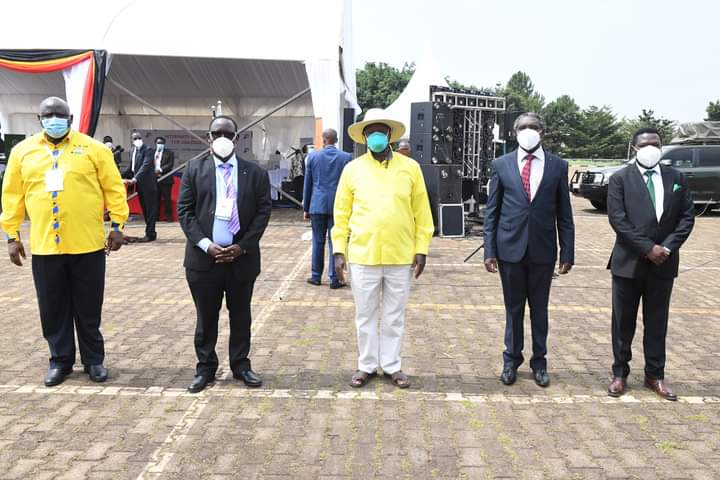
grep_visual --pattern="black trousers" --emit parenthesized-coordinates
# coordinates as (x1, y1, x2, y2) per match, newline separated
(137, 186, 158, 239)
(31, 250, 106, 368)
(498, 255, 555, 371)
(158, 181, 173, 220)
(186, 264, 255, 377)
(612, 274, 674, 380)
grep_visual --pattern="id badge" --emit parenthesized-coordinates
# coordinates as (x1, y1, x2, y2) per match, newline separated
(215, 197, 234, 220)
(45, 168, 64, 192)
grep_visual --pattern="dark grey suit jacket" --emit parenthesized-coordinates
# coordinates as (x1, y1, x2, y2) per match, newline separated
(177, 153, 272, 281)
(607, 164, 695, 279)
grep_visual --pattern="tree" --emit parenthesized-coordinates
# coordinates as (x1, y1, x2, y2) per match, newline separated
(570, 106, 625, 159)
(542, 95, 581, 156)
(706, 100, 720, 121)
(444, 77, 498, 95)
(502, 71, 545, 113)
(356, 62, 415, 113)
(620, 109, 676, 146)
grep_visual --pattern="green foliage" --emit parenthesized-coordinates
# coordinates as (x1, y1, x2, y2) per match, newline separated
(502, 71, 545, 113)
(569, 106, 626, 159)
(542, 95, 581, 156)
(356, 62, 415, 113)
(620, 109, 676, 146)
(706, 100, 720, 121)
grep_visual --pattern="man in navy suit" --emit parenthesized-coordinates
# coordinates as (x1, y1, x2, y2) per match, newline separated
(303, 128, 352, 289)
(606, 128, 694, 401)
(483, 112, 575, 387)
(122, 132, 158, 242)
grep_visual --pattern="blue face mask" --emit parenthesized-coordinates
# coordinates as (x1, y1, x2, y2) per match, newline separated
(41, 117, 70, 139)
(366, 131, 389, 153)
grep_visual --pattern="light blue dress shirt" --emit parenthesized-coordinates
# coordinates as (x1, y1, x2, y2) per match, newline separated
(197, 155, 239, 253)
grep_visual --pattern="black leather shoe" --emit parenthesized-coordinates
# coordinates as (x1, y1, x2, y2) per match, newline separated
(306, 277, 321, 286)
(329, 281, 346, 290)
(84, 364, 108, 383)
(188, 374, 214, 393)
(533, 369, 550, 388)
(234, 369, 263, 388)
(44, 367, 73, 387)
(136, 236, 156, 243)
(500, 367, 517, 385)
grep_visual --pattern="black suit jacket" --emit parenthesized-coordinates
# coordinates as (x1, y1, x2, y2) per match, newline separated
(607, 164, 694, 279)
(484, 150, 575, 264)
(177, 153, 272, 281)
(154, 148, 175, 186)
(122, 145, 157, 191)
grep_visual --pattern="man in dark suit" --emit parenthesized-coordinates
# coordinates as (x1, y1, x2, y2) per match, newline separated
(484, 112, 575, 388)
(606, 128, 694, 401)
(122, 131, 158, 241)
(303, 129, 352, 289)
(153, 136, 176, 221)
(177, 115, 272, 393)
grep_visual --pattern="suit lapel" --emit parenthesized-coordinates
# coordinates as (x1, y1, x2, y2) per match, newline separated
(507, 151, 528, 202)
(628, 165, 657, 224)
(660, 166, 673, 222)
(201, 156, 216, 207)
(236, 158, 249, 208)
(531, 152, 552, 204)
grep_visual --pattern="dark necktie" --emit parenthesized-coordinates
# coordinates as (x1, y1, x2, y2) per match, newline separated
(521, 154, 534, 200)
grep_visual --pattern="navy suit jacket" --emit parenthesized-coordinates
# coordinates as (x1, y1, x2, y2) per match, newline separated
(303, 145, 352, 215)
(483, 150, 575, 265)
(122, 145, 156, 192)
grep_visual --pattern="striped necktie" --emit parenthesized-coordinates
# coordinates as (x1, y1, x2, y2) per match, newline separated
(220, 163, 241, 234)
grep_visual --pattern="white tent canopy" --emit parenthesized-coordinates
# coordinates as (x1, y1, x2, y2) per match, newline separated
(0, 0, 358, 160)
(383, 50, 449, 136)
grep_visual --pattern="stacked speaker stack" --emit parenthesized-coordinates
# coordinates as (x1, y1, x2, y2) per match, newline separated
(410, 87, 507, 237)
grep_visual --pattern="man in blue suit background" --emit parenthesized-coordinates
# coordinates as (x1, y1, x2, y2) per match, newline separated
(483, 112, 575, 387)
(303, 128, 352, 289)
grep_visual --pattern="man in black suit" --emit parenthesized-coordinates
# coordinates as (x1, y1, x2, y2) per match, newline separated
(122, 132, 158, 242)
(484, 112, 575, 388)
(177, 115, 272, 393)
(607, 128, 694, 401)
(153, 136, 175, 221)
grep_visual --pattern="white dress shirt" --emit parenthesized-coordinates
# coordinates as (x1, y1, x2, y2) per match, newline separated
(197, 154, 240, 253)
(636, 162, 664, 222)
(517, 147, 545, 200)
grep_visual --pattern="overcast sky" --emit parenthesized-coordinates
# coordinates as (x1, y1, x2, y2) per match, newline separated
(352, 0, 719, 123)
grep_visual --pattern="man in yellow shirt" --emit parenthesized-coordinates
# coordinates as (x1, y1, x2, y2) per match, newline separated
(0, 97, 129, 387)
(332, 109, 434, 389)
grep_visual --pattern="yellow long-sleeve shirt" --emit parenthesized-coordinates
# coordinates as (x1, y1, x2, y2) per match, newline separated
(0, 131, 129, 255)
(331, 152, 434, 265)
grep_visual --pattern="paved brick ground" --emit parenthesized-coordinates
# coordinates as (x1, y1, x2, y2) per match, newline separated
(0, 197, 719, 479)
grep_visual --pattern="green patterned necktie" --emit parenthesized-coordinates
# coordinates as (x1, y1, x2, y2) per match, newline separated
(644, 170, 656, 209)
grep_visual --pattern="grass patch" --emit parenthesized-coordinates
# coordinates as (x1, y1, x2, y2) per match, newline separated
(634, 415, 649, 430)
(656, 441, 685, 454)
(686, 414, 710, 423)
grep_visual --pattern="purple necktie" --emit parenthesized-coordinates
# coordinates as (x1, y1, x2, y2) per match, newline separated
(221, 164, 240, 234)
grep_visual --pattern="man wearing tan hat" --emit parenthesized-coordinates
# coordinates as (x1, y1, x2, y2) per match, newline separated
(332, 109, 434, 389)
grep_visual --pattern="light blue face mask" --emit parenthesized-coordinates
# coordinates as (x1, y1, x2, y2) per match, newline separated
(366, 131, 389, 153)
(41, 116, 70, 139)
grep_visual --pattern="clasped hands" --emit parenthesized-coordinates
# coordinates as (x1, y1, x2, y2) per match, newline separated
(646, 245, 670, 266)
(207, 243, 245, 263)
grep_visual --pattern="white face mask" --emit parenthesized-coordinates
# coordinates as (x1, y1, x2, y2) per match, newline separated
(105, 142, 113, 149)
(133, 139, 143, 148)
(635, 145, 662, 169)
(516, 128, 541, 152)
(212, 136, 235, 159)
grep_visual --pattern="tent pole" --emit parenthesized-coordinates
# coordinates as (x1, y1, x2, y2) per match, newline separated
(113, 80, 311, 208)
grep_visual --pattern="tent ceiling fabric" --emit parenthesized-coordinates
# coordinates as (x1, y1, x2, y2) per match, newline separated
(106, 56, 310, 99)
(0, 0, 342, 62)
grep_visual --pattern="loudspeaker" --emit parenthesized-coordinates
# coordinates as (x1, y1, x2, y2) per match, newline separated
(342, 108, 355, 153)
(410, 133, 455, 164)
(420, 164, 462, 204)
(439, 204, 464, 237)
(410, 102, 454, 135)
(497, 111, 524, 143)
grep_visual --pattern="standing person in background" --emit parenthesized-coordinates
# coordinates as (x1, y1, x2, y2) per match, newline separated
(154, 136, 175, 222)
(0, 97, 128, 387)
(483, 112, 575, 388)
(103, 136, 123, 169)
(606, 128, 695, 401)
(289, 144, 307, 204)
(122, 132, 158, 242)
(333, 109, 434, 389)
(303, 129, 352, 289)
(396, 139, 411, 157)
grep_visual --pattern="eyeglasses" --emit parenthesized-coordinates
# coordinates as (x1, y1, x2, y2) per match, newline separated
(210, 131, 235, 140)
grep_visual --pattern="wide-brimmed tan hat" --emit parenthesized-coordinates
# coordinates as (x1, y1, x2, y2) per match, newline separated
(348, 108, 406, 145)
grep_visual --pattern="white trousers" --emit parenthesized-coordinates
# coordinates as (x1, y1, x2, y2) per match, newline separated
(349, 264, 413, 374)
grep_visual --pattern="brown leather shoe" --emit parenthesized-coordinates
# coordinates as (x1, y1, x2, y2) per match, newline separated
(607, 377, 627, 397)
(644, 377, 677, 401)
